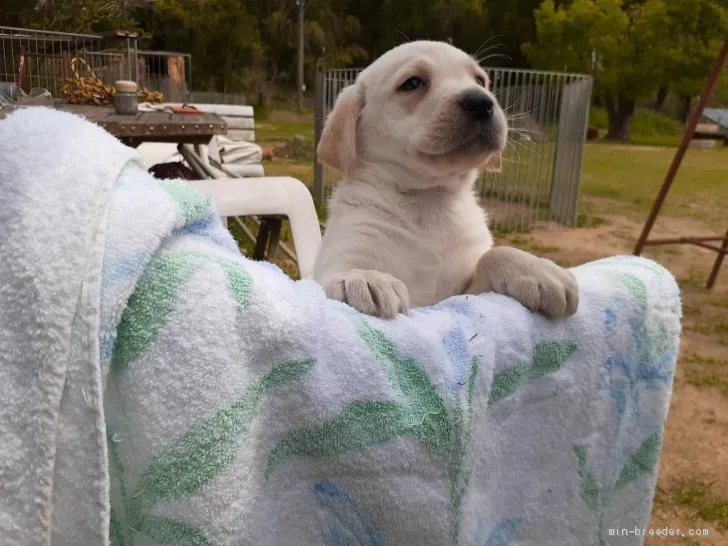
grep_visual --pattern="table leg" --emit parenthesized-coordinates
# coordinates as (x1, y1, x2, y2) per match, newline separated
(266, 217, 283, 260)
(253, 219, 271, 260)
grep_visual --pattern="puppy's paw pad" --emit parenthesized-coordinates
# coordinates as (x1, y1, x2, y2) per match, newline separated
(475, 247, 579, 318)
(325, 269, 409, 319)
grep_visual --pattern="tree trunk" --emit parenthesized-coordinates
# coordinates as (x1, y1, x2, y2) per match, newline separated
(679, 94, 692, 123)
(653, 86, 668, 111)
(604, 95, 636, 142)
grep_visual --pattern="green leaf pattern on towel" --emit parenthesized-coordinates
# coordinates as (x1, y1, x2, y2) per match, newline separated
(137, 516, 214, 546)
(267, 401, 409, 474)
(489, 341, 578, 406)
(108, 251, 315, 545)
(136, 359, 315, 508)
(615, 434, 661, 490)
(158, 179, 214, 224)
(109, 359, 314, 545)
(574, 434, 662, 545)
(267, 320, 578, 544)
(572, 260, 672, 545)
(111, 252, 252, 374)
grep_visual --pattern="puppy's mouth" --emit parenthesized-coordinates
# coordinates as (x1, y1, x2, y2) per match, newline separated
(419, 129, 502, 160)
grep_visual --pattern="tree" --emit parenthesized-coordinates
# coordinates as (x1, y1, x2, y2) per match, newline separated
(523, 0, 668, 141)
(149, 0, 264, 94)
(347, 0, 489, 62)
(482, 0, 544, 68)
(524, 0, 728, 140)
(3, 0, 152, 32)
(652, 0, 728, 121)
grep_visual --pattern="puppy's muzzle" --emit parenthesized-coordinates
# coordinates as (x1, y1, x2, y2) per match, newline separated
(458, 90, 494, 122)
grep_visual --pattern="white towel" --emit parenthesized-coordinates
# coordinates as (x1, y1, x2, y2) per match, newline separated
(0, 107, 681, 546)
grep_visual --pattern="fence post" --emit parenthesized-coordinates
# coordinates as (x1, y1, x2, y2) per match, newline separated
(313, 70, 325, 206)
(549, 77, 592, 226)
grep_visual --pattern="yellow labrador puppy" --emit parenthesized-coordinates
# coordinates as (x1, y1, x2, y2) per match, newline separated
(313, 40, 578, 320)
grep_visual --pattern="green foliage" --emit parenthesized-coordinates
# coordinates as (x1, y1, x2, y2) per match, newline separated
(3, 0, 152, 32)
(590, 107, 683, 138)
(654, 0, 728, 97)
(674, 482, 728, 529)
(148, 0, 264, 93)
(589, 107, 609, 130)
(525, 0, 728, 141)
(629, 109, 683, 139)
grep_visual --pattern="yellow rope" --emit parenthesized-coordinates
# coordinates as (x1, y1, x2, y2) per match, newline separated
(63, 57, 164, 105)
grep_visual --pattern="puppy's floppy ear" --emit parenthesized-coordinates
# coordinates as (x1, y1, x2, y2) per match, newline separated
(483, 152, 502, 173)
(317, 84, 362, 175)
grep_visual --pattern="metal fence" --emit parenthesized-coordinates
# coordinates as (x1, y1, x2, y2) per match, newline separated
(137, 50, 192, 103)
(0, 26, 190, 103)
(313, 67, 593, 230)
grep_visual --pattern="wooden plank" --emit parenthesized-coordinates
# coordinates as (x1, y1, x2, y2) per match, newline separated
(98, 112, 227, 138)
(57, 104, 115, 123)
(1, 104, 228, 144)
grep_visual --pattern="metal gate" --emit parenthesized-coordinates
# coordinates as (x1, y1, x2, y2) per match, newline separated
(313, 67, 593, 231)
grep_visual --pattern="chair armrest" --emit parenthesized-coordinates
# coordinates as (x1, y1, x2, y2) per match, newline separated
(189, 177, 322, 278)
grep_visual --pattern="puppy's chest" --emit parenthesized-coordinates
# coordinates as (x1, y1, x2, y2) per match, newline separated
(402, 213, 489, 305)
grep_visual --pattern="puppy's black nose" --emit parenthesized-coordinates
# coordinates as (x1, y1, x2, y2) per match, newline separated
(458, 90, 494, 121)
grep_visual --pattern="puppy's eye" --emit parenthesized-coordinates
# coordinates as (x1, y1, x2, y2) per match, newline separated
(475, 75, 487, 88)
(399, 76, 427, 92)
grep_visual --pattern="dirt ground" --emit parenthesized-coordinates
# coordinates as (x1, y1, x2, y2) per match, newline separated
(501, 198, 727, 544)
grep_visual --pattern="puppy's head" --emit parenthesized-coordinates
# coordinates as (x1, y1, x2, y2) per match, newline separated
(317, 41, 507, 188)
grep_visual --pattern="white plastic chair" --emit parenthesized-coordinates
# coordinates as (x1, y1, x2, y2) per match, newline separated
(189, 177, 322, 279)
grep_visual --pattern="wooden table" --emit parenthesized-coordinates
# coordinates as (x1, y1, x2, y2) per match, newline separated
(0, 103, 227, 147)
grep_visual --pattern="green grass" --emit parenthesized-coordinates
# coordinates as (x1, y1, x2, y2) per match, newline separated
(685, 370, 728, 397)
(262, 159, 314, 186)
(674, 482, 728, 529)
(254, 109, 315, 147)
(679, 272, 708, 289)
(589, 107, 684, 147)
(682, 352, 728, 397)
(683, 353, 728, 367)
(508, 236, 560, 254)
(256, 120, 315, 144)
(686, 317, 728, 345)
(576, 213, 606, 228)
(579, 143, 728, 227)
(491, 224, 532, 237)
(682, 304, 702, 317)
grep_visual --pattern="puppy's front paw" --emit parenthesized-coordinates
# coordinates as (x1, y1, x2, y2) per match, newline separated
(325, 269, 409, 319)
(470, 247, 578, 318)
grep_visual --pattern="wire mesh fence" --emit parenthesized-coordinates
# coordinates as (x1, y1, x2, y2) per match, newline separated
(314, 67, 593, 231)
(137, 51, 191, 103)
(0, 26, 106, 99)
(0, 26, 190, 103)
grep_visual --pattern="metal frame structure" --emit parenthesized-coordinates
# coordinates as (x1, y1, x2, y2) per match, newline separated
(0, 26, 191, 102)
(633, 37, 728, 289)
